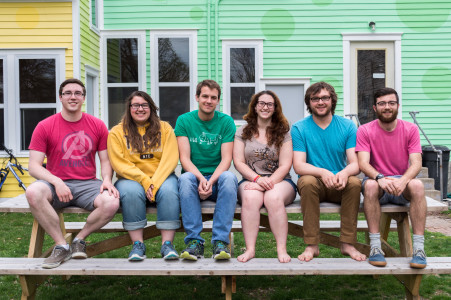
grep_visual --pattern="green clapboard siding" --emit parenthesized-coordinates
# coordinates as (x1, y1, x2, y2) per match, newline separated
(103, 0, 451, 147)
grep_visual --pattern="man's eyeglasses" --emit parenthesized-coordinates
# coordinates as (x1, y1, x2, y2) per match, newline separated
(130, 103, 150, 110)
(376, 101, 398, 107)
(61, 91, 84, 98)
(310, 96, 331, 103)
(256, 101, 275, 109)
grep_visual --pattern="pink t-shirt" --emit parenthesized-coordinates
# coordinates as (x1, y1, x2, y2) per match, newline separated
(355, 119, 422, 176)
(29, 113, 108, 180)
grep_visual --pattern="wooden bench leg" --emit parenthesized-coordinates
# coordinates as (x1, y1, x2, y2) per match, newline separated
(19, 275, 46, 300)
(221, 275, 234, 300)
(28, 219, 45, 258)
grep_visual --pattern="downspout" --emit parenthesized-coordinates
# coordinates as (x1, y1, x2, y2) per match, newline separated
(214, 0, 223, 82)
(207, 0, 211, 78)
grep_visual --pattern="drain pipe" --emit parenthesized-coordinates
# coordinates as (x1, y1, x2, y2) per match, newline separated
(214, 0, 223, 83)
(409, 111, 444, 202)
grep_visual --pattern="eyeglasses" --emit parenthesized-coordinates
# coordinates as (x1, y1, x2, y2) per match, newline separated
(256, 101, 275, 109)
(61, 91, 84, 98)
(130, 103, 150, 110)
(376, 101, 398, 107)
(310, 96, 331, 103)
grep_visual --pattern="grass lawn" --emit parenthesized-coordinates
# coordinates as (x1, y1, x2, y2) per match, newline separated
(0, 212, 450, 300)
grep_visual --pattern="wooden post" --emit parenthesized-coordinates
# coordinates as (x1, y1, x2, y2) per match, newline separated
(27, 219, 45, 258)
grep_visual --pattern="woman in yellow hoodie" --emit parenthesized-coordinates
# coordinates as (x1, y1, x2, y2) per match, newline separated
(108, 91, 180, 261)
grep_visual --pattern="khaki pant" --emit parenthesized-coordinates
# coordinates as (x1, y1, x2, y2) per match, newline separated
(297, 175, 361, 245)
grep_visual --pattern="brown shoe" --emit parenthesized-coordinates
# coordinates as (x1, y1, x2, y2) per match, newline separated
(42, 245, 71, 269)
(71, 239, 88, 259)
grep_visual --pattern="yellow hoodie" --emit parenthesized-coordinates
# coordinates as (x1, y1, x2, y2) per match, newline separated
(107, 121, 179, 201)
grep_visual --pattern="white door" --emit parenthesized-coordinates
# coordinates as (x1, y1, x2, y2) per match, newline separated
(350, 42, 394, 125)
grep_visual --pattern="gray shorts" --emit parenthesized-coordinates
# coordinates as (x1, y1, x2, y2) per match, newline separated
(361, 175, 409, 205)
(35, 179, 103, 211)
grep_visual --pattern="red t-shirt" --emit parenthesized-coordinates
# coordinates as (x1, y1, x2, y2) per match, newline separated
(29, 113, 108, 180)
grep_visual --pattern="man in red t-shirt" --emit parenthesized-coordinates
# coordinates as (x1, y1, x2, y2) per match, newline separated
(26, 78, 120, 269)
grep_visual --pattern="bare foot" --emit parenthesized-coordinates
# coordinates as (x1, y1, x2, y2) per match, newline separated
(277, 251, 291, 263)
(297, 245, 319, 262)
(237, 249, 255, 263)
(341, 243, 366, 261)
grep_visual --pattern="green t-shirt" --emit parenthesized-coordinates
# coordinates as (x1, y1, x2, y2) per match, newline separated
(174, 110, 236, 175)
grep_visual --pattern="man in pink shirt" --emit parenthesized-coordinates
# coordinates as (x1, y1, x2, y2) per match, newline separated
(356, 87, 427, 269)
(26, 78, 120, 269)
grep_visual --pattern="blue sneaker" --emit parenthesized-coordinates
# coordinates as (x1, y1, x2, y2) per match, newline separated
(410, 249, 427, 269)
(180, 239, 204, 261)
(160, 241, 179, 260)
(212, 240, 231, 260)
(368, 246, 386, 267)
(128, 241, 146, 261)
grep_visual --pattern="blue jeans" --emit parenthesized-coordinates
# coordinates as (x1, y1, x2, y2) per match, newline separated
(115, 174, 181, 231)
(178, 171, 238, 245)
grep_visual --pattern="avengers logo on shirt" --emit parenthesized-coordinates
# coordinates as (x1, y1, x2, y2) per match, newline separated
(60, 131, 94, 167)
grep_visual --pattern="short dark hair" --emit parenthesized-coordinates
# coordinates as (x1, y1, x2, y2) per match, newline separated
(196, 79, 221, 99)
(373, 87, 399, 105)
(59, 78, 86, 96)
(304, 81, 338, 115)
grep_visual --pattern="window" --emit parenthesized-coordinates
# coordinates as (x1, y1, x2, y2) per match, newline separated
(0, 50, 64, 153)
(150, 30, 197, 128)
(103, 32, 146, 128)
(222, 40, 263, 123)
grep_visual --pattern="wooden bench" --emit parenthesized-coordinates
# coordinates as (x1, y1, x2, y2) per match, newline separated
(0, 194, 448, 300)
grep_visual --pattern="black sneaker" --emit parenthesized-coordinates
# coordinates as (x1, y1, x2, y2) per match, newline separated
(71, 239, 87, 259)
(212, 240, 231, 260)
(180, 239, 204, 261)
(42, 245, 71, 269)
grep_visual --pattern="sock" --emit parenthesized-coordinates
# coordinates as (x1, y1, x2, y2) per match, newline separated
(412, 234, 425, 252)
(58, 244, 70, 250)
(73, 237, 80, 243)
(369, 232, 381, 249)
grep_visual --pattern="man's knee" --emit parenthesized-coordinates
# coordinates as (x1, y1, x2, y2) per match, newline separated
(96, 192, 120, 216)
(406, 179, 425, 199)
(25, 182, 52, 207)
(298, 175, 318, 193)
(363, 179, 379, 198)
(218, 171, 238, 185)
(178, 172, 197, 185)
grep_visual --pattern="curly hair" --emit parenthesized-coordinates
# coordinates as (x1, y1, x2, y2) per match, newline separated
(304, 81, 338, 115)
(241, 90, 290, 150)
(121, 91, 161, 153)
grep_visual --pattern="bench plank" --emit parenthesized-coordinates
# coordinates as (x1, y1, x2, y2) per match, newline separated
(1, 257, 450, 276)
(0, 194, 447, 213)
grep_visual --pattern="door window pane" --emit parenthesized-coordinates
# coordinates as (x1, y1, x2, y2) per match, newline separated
(159, 87, 190, 128)
(358, 50, 386, 125)
(108, 87, 138, 129)
(107, 39, 138, 83)
(19, 59, 56, 103)
(230, 48, 255, 83)
(158, 38, 189, 82)
(21, 108, 55, 150)
(231, 87, 254, 120)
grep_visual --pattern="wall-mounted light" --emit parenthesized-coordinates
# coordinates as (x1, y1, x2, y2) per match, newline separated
(369, 21, 376, 31)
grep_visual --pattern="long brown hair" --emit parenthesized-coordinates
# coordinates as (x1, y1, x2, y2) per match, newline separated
(121, 91, 161, 153)
(242, 90, 290, 150)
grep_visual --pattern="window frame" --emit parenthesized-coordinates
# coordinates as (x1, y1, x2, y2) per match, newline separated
(150, 30, 198, 114)
(89, 0, 100, 34)
(101, 31, 146, 127)
(222, 39, 263, 125)
(0, 49, 65, 155)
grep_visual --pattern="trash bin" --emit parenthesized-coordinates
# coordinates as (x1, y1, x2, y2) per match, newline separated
(422, 145, 450, 200)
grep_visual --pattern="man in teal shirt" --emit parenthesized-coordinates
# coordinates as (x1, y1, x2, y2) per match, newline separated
(175, 79, 238, 261)
(291, 81, 366, 262)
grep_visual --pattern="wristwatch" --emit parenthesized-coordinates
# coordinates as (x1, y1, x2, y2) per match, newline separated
(375, 174, 384, 182)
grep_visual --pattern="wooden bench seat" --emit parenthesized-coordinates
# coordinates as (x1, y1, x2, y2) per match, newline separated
(1, 257, 451, 276)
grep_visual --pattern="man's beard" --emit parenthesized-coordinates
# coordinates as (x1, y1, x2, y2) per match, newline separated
(377, 108, 398, 123)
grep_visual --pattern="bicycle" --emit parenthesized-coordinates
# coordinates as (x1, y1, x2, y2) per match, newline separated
(0, 144, 28, 191)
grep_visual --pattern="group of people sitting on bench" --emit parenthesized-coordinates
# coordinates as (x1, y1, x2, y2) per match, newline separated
(24, 78, 427, 271)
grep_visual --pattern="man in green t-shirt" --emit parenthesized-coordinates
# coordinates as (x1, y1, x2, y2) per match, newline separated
(174, 79, 238, 261)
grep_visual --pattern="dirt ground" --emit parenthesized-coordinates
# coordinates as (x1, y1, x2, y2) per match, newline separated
(426, 207, 451, 236)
